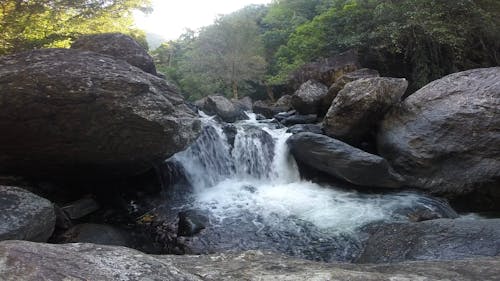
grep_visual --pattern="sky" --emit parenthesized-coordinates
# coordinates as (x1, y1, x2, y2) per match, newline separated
(134, 0, 273, 41)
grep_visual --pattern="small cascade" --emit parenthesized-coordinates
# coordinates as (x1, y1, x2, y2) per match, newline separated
(160, 111, 457, 261)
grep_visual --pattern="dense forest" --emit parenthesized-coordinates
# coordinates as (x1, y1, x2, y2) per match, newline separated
(2, 0, 499, 100)
(155, 0, 500, 100)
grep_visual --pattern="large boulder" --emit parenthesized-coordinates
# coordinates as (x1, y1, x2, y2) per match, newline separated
(377, 67, 500, 211)
(0, 185, 55, 242)
(357, 218, 500, 263)
(320, 68, 380, 115)
(291, 80, 328, 115)
(197, 95, 245, 122)
(71, 33, 157, 75)
(0, 49, 200, 179)
(287, 133, 404, 188)
(323, 77, 408, 145)
(1, 241, 500, 281)
(274, 94, 293, 110)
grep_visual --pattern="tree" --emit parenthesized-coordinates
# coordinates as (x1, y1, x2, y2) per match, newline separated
(181, 6, 267, 99)
(0, 0, 151, 55)
(270, 0, 500, 90)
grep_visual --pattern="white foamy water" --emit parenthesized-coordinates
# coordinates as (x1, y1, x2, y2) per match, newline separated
(171, 113, 447, 234)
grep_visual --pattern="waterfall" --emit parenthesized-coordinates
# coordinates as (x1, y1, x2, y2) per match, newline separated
(162, 112, 457, 261)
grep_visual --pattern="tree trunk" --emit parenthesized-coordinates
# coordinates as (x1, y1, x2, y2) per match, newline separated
(232, 80, 238, 100)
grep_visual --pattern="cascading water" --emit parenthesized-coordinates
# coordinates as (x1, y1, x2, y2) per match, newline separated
(162, 112, 457, 261)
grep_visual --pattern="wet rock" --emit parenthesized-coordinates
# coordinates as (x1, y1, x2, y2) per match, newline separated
(0, 185, 55, 242)
(320, 68, 380, 115)
(0, 49, 200, 179)
(222, 124, 237, 148)
(60, 198, 99, 220)
(71, 33, 157, 75)
(280, 114, 317, 126)
(58, 223, 132, 247)
(291, 80, 328, 115)
(377, 67, 500, 211)
(286, 124, 323, 135)
(287, 133, 404, 188)
(1, 241, 500, 280)
(323, 77, 407, 145)
(357, 218, 500, 263)
(273, 110, 296, 122)
(177, 210, 208, 237)
(253, 100, 288, 118)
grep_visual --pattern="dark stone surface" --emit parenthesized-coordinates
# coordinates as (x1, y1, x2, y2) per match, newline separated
(357, 218, 500, 263)
(280, 114, 317, 126)
(59, 223, 131, 247)
(177, 210, 208, 237)
(253, 100, 288, 118)
(60, 198, 99, 220)
(0, 185, 55, 242)
(286, 124, 323, 135)
(291, 80, 328, 115)
(287, 133, 404, 188)
(0, 49, 200, 179)
(377, 67, 500, 211)
(323, 77, 407, 145)
(2, 241, 500, 280)
(71, 33, 158, 75)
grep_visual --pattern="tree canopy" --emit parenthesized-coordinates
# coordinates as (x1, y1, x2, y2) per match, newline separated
(0, 0, 151, 55)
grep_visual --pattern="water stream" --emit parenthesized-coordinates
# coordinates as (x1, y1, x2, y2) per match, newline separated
(161, 112, 456, 261)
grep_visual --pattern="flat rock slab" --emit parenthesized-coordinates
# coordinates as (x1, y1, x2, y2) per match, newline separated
(1, 241, 500, 281)
(0, 186, 55, 242)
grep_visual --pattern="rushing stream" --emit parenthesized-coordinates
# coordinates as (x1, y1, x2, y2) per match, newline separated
(160, 112, 456, 261)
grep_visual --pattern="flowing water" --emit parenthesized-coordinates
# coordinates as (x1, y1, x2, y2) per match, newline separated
(162, 112, 456, 261)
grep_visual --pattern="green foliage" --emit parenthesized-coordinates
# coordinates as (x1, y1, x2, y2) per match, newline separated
(158, 0, 500, 100)
(0, 0, 151, 55)
(270, 0, 500, 89)
(158, 6, 268, 101)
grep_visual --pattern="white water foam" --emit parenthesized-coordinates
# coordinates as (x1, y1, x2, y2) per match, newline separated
(172, 113, 440, 234)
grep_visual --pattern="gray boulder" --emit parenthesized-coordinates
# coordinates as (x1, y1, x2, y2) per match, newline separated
(0, 185, 55, 242)
(287, 133, 404, 188)
(198, 95, 244, 122)
(0, 49, 200, 179)
(291, 80, 328, 114)
(71, 33, 157, 75)
(232, 96, 253, 112)
(323, 77, 407, 145)
(320, 68, 380, 115)
(377, 67, 500, 211)
(1, 241, 500, 281)
(357, 218, 500, 263)
(274, 94, 293, 110)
